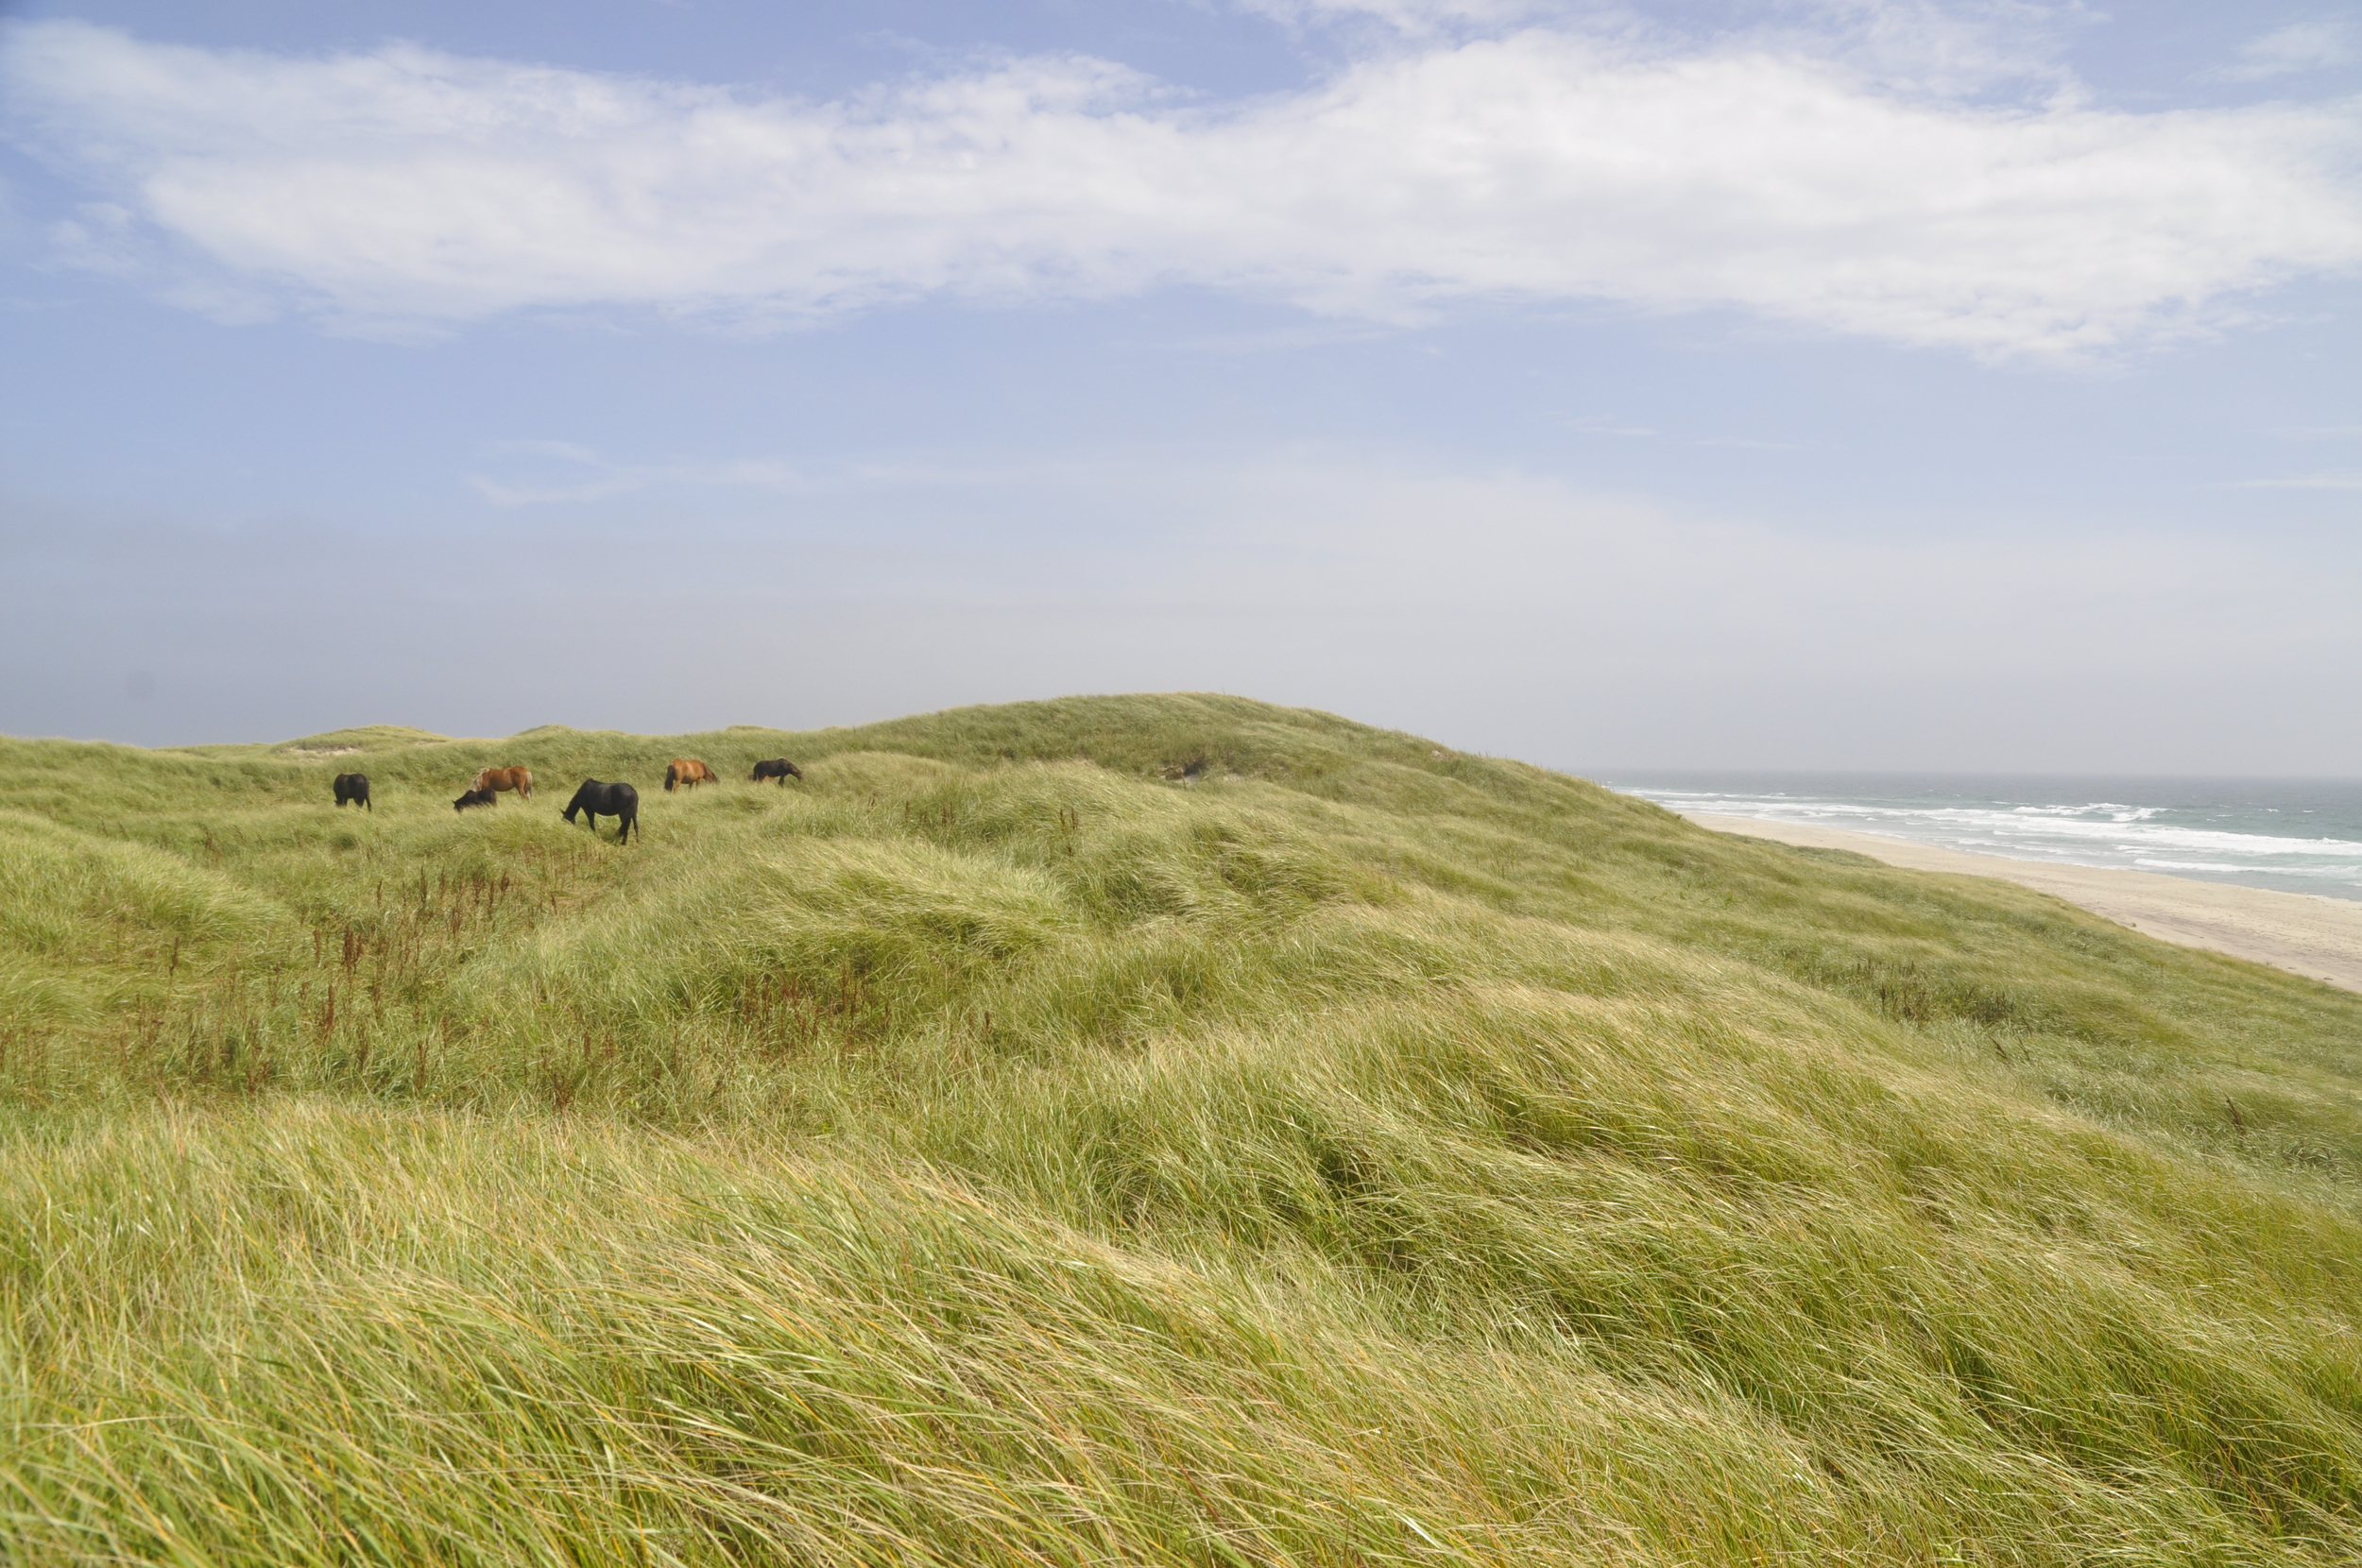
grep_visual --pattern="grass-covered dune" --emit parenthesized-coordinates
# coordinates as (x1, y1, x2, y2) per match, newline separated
(4, 692, 2361, 1565)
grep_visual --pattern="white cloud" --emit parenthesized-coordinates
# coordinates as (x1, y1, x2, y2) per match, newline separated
(2219, 21, 2353, 83)
(1234, 0, 1557, 38)
(5, 16, 2361, 357)
(1718, 0, 2100, 101)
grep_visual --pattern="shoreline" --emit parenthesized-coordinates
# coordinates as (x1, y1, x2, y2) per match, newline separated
(1686, 812, 2362, 996)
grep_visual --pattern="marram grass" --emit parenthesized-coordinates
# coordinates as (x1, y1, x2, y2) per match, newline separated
(2, 694, 2360, 1564)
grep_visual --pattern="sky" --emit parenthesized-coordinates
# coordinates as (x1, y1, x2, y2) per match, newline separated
(2, 0, 2358, 772)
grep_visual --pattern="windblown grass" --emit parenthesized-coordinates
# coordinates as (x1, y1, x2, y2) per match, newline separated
(2, 693, 2359, 1563)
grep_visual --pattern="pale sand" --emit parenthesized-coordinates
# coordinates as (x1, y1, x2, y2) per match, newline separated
(1685, 813, 2362, 997)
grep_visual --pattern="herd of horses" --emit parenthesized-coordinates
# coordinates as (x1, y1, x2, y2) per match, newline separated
(329, 756, 804, 842)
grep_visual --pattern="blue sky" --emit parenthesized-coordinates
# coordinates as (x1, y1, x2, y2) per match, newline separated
(3, 0, 2358, 771)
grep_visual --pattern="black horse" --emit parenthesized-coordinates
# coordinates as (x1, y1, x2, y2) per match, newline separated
(453, 787, 497, 811)
(333, 772, 371, 810)
(563, 778, 640, 842)
(750, 758, 803, 785)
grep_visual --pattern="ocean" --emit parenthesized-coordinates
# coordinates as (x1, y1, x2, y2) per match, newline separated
(1595, 773, 2362, 903)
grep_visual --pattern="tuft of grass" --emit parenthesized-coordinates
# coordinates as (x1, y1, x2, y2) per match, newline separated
(2, 693, 2361, 1563)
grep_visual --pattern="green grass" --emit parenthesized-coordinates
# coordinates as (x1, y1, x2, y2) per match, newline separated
(3, 692, 2360, 1564)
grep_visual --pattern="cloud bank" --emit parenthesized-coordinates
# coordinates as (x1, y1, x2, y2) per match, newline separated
(5, 15, 2361, 356)
(9, 452, 2358, 769)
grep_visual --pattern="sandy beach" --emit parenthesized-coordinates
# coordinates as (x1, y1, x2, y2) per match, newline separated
(1686, 812, 2362, 996)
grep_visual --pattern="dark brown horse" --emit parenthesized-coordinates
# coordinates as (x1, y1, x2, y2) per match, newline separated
(563, 779, 640, 843)
(664, 758, 717, 792)
(471, 765, 532, 800)
(333, 773, 371, 810)
(750, 758, 803, 785)
(453, 787, 497, 811)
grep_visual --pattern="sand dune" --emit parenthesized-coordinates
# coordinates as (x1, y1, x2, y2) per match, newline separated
(1686, 812, 2362, 996)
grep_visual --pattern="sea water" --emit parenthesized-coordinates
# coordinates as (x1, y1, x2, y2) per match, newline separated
(1597, 773, 2362, 903)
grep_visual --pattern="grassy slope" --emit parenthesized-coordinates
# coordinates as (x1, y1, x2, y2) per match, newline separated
(1, 692, 2359, 1565)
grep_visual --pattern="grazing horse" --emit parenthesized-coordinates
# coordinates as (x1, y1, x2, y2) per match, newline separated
(453, 787, 497, 811)
(750, 758, 803, 785)
(470, 765, 533, 800)
(333, 772, 371, 810)
(664, 758, 717, 792)
(563, 778, 640, 843)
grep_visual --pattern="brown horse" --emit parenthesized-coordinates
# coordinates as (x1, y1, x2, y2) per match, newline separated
(469, 766, 532, 800)
(664, 758, 717, 792)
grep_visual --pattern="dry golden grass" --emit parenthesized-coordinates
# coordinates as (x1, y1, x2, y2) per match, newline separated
(2, 693, 2359, 1563)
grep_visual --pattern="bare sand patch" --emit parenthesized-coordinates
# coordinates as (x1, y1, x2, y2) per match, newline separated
(1686, 812, 2362, 997)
